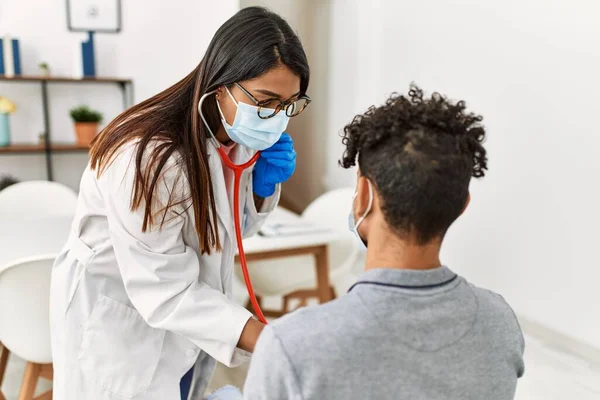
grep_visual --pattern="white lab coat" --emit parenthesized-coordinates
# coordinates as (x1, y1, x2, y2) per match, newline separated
(49, 140, 279, 400)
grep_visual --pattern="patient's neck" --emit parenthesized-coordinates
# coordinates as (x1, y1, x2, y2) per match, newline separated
(364, 225, 442, 271)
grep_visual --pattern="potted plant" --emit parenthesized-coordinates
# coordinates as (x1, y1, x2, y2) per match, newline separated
(69, 105, 103, 146)
(0, 96, 17, 147)
(39, 62, 50, 76)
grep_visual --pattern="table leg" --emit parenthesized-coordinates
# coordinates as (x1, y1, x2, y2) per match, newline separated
(314, 245, 332, 303)
(0, 343, 8, 387)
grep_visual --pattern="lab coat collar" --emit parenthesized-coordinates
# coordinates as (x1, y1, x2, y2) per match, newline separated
(351, 266, 458, 291)
(206, 139, 257, 172)
(206, 140, 257, 242)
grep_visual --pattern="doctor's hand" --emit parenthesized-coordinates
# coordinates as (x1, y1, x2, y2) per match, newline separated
(252, 133, 296, 198)
(237, 318, 265, 353)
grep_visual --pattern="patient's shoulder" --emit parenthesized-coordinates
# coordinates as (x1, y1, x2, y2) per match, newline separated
(467, 282, 525, 353)
(268, 294, 366, 353)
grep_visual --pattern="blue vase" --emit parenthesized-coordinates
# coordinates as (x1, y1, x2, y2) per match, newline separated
(0, 114, 10, 147)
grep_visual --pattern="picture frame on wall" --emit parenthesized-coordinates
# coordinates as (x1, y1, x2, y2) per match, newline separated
(66, 0, 122, 33)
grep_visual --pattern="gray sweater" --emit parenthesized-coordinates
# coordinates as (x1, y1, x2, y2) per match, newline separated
(244, 266, 525, 400)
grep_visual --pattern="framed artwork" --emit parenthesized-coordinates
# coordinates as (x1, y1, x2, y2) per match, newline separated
(67, 0, 122, 33)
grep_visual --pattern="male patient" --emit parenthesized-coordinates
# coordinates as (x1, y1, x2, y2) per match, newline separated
(238, 86, 525, 399)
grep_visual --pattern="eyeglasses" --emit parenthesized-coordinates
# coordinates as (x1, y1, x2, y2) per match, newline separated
(234, 83, 311, 120)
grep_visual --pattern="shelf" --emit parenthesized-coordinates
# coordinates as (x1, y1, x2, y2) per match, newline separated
(0, 76, 130, 180)
(0, 143, 90, 154)
(0, 75, 132, 84)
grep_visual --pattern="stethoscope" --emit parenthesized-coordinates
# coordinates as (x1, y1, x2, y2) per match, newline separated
(198, 91, 268, 324)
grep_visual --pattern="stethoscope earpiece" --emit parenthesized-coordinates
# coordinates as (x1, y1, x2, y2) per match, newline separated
(198, 90, 222, 149)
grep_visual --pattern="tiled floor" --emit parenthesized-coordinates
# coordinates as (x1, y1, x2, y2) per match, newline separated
(3, 332, 599, 399)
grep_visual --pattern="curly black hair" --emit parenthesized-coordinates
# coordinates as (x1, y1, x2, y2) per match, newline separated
(340, 85, 487, 244)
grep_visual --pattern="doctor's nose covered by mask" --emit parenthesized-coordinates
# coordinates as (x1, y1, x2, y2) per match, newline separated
(49, 6, 311, 400)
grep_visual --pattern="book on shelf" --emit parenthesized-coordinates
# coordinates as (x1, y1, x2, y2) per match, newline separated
(0, 36, 21, 77)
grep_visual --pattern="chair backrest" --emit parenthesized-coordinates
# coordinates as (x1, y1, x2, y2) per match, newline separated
(302, 187, 356, 232)
(0, 256, 54, 364)
(0, 181, 77, 220)
(302, 188, 360, 271)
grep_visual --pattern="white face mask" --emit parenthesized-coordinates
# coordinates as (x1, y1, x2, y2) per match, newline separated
(348, 180, 373, 251)
(216, 87, 289, 151)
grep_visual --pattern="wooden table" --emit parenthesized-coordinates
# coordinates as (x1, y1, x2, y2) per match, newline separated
(236, 207, 341, 314)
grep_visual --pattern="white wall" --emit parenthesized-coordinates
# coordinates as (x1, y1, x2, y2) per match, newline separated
(0, 0, 238, 189)
(239, 0, 331, 211)
(326, 0, 600, 348)
(324, 0, 386, 191)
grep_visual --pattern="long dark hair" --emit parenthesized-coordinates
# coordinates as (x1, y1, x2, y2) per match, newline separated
(90, 7, 310, 254)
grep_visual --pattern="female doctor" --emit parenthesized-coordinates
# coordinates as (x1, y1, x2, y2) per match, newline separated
(49, 7, 309, 400)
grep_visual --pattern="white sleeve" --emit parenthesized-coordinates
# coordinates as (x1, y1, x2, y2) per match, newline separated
(100, 146, 253, 367)
(242, 177, 280, 238)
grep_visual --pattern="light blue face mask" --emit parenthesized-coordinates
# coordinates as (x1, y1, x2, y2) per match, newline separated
(348, 180, 373, 252)
(217, 87, 289, 151)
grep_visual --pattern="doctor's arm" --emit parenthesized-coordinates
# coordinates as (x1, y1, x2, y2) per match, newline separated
(245, 133, 296, 237)
(102, 148, 261, 365)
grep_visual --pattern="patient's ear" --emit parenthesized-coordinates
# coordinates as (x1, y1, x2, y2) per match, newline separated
(460, 193, 471, 215)
(355, 174, 371, 215)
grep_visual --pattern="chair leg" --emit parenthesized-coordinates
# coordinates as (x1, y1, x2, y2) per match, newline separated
(39, 364, 53, 381)
(281, 286, 338, 314)
(35, 391, 52, 400)
(0, 343, 9, 387)
(0, 390, 6, 400)
(17, 362, 53, 400)
(282, 295, 290, 314)
(249, 287, 336, 319)
(19, 362, 41, 400)
(245, 296, 286, 318)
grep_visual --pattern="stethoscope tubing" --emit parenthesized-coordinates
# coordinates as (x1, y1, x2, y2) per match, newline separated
(199, 90, 268, 324)
(218, 147, 266, 324)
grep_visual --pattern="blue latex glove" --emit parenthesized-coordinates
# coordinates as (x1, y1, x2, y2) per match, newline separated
(252, 133, 296, 198)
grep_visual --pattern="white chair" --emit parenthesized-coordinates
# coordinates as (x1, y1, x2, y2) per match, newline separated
(0, 181, 77, 220)
(0, 256, 54, 400)
(236, 188, 362, 316)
